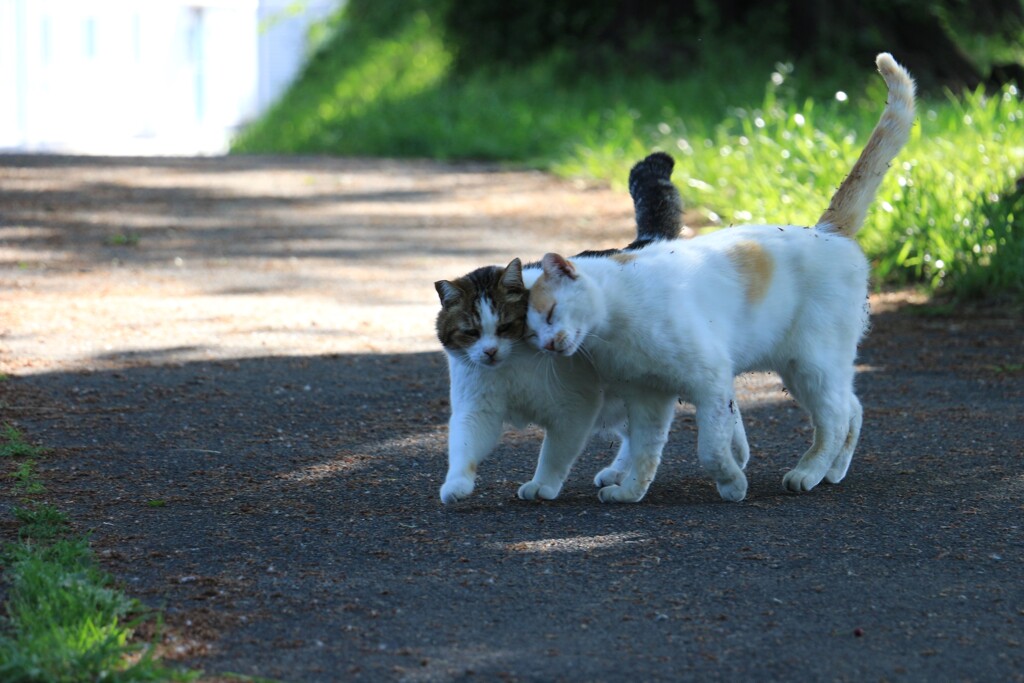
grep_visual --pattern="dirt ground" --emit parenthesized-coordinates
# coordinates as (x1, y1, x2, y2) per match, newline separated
(1, 155, 1022, 682)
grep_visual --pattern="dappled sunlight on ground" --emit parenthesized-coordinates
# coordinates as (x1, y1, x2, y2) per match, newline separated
(275, 429, 448, 487)
(0, 156, 939, 379)
(494, 531, 648, 554)
(0, 156, 635, 374)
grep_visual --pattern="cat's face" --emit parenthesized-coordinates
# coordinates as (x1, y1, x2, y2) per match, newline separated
(526, 253, 593, 357)
(435, 259, 527, 368)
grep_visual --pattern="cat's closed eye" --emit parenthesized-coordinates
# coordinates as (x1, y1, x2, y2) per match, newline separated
(497, 322, 518, 335)
(460, 328, 480, 340)
(546, 304, 557, 325)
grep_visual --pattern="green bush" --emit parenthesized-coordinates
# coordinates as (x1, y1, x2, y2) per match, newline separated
(233, 1, 1024, 301)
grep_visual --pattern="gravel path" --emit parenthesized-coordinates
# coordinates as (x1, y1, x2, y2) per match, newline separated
(1, 155, 1022, 682)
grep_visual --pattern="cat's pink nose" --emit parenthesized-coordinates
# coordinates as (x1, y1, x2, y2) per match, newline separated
(544, 340, 556, 352)
(484, 347, 498, 359)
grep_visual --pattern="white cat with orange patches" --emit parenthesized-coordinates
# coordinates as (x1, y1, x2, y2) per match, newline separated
(524, 53, 915, 503)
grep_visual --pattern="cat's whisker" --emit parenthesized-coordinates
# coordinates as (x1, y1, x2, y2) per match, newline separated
(573, 343, 595, 365)
(544, 355, 568, 399)
(577, 334, 605, 365)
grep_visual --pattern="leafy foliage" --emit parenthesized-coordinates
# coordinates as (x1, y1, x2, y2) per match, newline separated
(440, 1, 720, 76)
(234, 0, 1024, 300)
(436, 0, 1024, 89)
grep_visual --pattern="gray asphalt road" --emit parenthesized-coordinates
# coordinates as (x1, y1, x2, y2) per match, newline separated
(1, 156, 1021, 682)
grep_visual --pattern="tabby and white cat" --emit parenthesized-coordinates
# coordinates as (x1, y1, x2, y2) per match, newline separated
(526, 53, 915, 503)
(435, 153, 685, 503)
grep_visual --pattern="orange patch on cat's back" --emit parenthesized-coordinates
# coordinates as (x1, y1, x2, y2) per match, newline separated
(727, 240, 774, 304)
(611, 253, 637, 265)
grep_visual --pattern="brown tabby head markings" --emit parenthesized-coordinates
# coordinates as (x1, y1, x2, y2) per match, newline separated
(434, 258, 527, 367)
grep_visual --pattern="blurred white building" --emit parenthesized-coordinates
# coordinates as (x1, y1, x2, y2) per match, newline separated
(0, 0, 338, 155)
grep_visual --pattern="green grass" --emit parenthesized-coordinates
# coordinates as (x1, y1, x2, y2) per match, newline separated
(633, 79, 1024, 299)
(104, 233, 140, 247)
(0, 425, 44, 459)
(234, 4, 1024, 301)
(0, 425, 196, 682)
(989, 363, 1024, 373)
(2, 426, 46, 496)
(12, 504, 69, 541)
(11, 461, 44, 495)
(0, 538, 191, 682)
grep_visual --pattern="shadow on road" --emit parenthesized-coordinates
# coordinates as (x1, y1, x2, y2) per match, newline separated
(1, 155, 1021, 681)
(3, 304, 1022, 681)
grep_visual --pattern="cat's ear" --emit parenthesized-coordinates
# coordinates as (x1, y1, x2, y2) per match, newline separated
(434, 280, 462, 307)
(541, 253, 578, 281)
(500, 258, 525, 292)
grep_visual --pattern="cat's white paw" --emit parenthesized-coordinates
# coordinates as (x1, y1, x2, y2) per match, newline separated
(782, 467, 825, 493)
(824, 452, 853, 484)
(715, 473, 748, 502)
(517, 480, 561, 501)
(823, 467, 848, 485)
(732, 440, 750, 470)
(593, 467, 625, 488)
(597, 484, 645, 504)
(440, 477, 475, 504)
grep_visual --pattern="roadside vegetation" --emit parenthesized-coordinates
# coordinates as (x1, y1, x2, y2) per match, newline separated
(0, 424, 195, 682)
(233, 1, 1024, 301)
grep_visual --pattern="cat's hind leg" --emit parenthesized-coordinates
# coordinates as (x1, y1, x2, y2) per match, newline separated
(440, 411, 504, 504)
(824, 394, 862, 484)
(780, 365, 854, 493)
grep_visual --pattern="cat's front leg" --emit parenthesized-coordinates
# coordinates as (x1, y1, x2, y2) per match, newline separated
(598, 393, 675, 503)
(592, 399, 630, 487)
(593, 435, 630, 488)
(696, 393, 749, 502)
(440, 411, 503, 504)
(518, 413, 598, 501)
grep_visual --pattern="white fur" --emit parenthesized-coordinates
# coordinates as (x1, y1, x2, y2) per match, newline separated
(461, 297, 506, 367)
(439, 270, 632, 503)
(526, 53, 914, 503)
(439, 342, 628, 504)
(529, 227, 868, 502)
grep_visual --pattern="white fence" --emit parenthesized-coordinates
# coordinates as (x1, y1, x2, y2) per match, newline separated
(0, 0, 337, 155)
